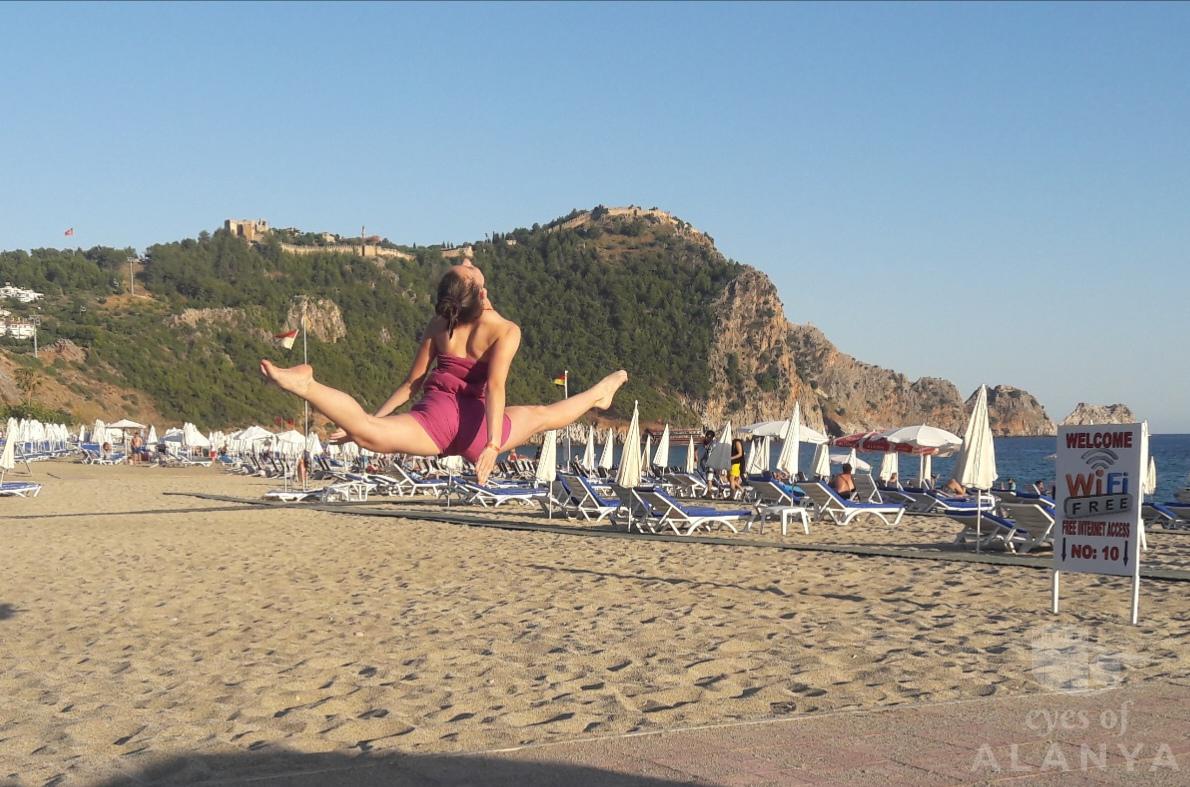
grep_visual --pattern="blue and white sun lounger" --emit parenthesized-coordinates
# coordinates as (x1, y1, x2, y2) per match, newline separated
(0, 481, 42, 498)
(635, 487, 752, 536)
(800, 481, 906, 526)
(456, 480, 545, 507)
(561, 473, 620, 522)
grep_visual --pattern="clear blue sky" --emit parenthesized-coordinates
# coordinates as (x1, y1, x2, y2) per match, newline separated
(3, 2, 1188, 430)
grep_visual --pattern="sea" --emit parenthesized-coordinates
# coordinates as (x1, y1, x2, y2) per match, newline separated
(535, 434, 1190, 503)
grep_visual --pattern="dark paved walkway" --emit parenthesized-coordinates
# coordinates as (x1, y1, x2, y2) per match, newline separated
(107, 680, 1189, 785)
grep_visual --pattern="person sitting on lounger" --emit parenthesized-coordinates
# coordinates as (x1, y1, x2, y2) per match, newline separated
(101, 442, 113, 461)
(943, 478, 968, 496)
(1033, 479, 1048, 496)
(886, 471, 899, 488)
(262, 257, 628, 485)
(831, 463, 857, 500)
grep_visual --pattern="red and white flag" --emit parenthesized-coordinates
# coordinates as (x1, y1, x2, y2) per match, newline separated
(64, 228, 74, 237)
(274, 329, 299, 350)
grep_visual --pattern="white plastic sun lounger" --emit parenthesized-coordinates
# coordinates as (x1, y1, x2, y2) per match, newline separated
(635, 487, 752, 536)
(801, 481, 905, 526)
(456, 480, 545, 507)
(561, 473, 620, 522)
(0, 481, 42, 498)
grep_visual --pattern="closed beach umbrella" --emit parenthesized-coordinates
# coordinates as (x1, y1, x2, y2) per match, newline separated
(147, 425, 158, 446)
(746, 435, 771, 475)
(535, 429, 558, 485)
(598, 427, 615, 470)
(92, 418, 106, 445)
(953, 385, 998, 551)
(77, 424, 85, 444)
(879, 452, 899, 483)
(1142, 422, 1156, 496)
(1, 418, 17, 482)
(811, 442, 831, 479)
(775, 403, 802, 478)
(641, 434, 652, 471)
(920, 454, 933, 488)
(305, 432, 323, 456)
(954, 386, 998, 490)
(581, 425, 596, 470)
(685, 436, 697, 474)
(707, 422, 733, 470)
(616, 401, 643, 488)
(653, 424, 671, 470)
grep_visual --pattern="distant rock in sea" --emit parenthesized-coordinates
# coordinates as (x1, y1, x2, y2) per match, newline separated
(1060, 403, 1136, 426)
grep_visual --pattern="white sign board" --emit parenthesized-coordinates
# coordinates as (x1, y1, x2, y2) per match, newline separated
(1054, 424, 1144, 577)
(1053, 423, 1145, 625)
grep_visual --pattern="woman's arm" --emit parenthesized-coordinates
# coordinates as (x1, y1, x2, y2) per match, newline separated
(474, 321, 521, 484)
(374, 331, 436, 417)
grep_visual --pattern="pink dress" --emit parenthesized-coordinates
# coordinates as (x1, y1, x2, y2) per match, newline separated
(409, 354, 512, 463)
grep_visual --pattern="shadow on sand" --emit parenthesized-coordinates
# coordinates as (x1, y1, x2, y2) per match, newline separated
(0, 603, 17, 621)
(93, 748, 698, 786)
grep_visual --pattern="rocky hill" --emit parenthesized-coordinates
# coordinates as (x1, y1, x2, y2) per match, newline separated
(0, 207, 1055, 435)
(1060, 403, 1135, 426)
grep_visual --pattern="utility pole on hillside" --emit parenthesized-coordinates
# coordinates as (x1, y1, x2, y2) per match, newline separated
(361, 225, 365, 256)
(127, 256, 136, 297)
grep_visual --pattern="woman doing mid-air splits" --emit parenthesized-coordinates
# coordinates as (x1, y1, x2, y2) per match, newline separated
(260, 257, 628, 485)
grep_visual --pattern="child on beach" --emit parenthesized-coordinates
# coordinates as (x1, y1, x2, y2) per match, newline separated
(261, 259, 628, 485)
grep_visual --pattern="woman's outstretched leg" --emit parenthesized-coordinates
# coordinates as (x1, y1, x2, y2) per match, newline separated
(260, 360, 439, 454)
(503, 370, 628, 448)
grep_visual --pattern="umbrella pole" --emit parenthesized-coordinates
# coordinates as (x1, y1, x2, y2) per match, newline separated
(975, 498, 982, 554)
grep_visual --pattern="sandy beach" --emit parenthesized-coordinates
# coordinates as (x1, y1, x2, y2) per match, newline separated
(2, 461, 1189, 785)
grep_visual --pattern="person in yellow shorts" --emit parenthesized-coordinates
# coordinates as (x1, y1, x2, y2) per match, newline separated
(729, 437, 745, 498)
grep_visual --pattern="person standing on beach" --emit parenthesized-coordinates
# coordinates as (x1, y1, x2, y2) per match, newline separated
(261, 258, 628, 485)
(729, 437, 745, 497)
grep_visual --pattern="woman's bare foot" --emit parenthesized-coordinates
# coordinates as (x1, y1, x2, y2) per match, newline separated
(591, 370, 629, 410)
(260, 360, 313, 396)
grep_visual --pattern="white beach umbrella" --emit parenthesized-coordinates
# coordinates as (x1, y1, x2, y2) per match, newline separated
(811, 442, 831, 479)
(954, 386, 998, 490)
(919, 454, 934, 488)
(273, 430, 305, 455)
(77, 424, 85, 444)
(581, 424, 596, 469)
(653, 424, 671, 470)
(598, 427, 615, 470)
(108, 419, 144, 430)
(953, 385, 998, 552)
(305, 432, 323, 455)
(707, 422, 733, 470)
(883, 424, 963, 456)
(147, 425, 158, 445)
(739, 417, 829, 445)
(641, 434, 652, 471)
(775, 403, 802, 478)
(535, 429, 558, 485)
(878, 452, 899, 483)
(1, 418, 17, 482)
(685, 435, 697, 474)
(616, 401, 643, 488)
(1142, 421, 1157, 496)
(92, 418, 106, 445)
(830, 452, 871, 472)
(746, 435, 771, 475)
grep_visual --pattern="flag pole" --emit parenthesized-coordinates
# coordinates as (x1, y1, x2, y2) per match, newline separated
(564, 370, 570, 468)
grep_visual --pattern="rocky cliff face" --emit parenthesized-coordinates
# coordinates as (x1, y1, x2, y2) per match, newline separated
(977, 385, 1055, 436)
(286, 297, 346, 343)
(701, 268, 825, 431)
(1060, 403, 1135, 426)
(704, 268, 1055, 436)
